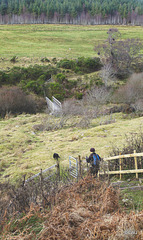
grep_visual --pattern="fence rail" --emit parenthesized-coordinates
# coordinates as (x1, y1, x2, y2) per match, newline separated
(25, 164, 57, 183)
(46, 96, 62, 114)
(104, 152, 143, 161)
(101, 150, 143, 179)
(24, 151, 143, 185)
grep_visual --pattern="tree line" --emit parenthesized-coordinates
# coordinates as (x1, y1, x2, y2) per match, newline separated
(0, 0, 143, 20)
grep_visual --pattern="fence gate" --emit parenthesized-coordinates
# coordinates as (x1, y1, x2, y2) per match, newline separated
(46, 96, 62, 114)
(69, 156, 78, 180)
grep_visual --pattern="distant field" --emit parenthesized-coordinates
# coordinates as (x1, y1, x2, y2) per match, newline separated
(0, 24, 143, 60)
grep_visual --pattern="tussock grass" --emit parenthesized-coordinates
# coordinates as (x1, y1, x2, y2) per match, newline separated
(0, 112, 143, 183)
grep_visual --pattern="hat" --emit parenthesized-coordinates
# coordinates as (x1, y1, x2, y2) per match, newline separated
(90, 148, 95, 152)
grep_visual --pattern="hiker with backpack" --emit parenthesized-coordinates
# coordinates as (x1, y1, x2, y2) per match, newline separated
(86, 148, 101, 177)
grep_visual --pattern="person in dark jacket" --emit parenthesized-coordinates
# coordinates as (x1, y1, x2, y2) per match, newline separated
(86, 148, 101, 176)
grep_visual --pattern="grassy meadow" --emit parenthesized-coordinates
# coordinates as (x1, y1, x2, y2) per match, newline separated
(0, 24, 143, 70)
(0, 112, 143, 184)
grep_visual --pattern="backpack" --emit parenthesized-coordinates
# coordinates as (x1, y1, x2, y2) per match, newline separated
(92, 153, 100, 167)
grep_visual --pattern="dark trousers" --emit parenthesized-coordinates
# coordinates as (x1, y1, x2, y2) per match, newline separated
(90, 166, 99, 176)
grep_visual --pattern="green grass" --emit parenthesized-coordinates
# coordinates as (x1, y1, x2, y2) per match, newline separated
(120, 189, 143, 212)
(0, 112, 143, 184)
(0, 24, 143, 69)
(110, 177, 143, 212)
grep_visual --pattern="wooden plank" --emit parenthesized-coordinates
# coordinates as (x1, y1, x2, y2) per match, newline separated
(99, 169, 143, 175)
(104, 152, 143, 161)
(119, 153, 122, 180)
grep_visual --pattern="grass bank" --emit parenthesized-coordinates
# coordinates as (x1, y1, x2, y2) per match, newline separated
(0, 112, 143, 184)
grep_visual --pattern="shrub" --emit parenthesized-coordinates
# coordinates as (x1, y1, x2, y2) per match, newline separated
(0, 71, 9, 86)
(0, 65, 57, 88)
(57, 59, 75, 69)
(113, 73, 143, 106)
(0, 86, 36, 117)
(10, 56, 17, 63)
(75, 57, 102, 73)
(64, 79, 77, 90)
(89, 74, 103, 87)
(52, 58, 57, 63)
(57, 57, 102, 73)
(76, 57, 102, 73)
(41, 57, 50, 62)
(110, 131, 143, 172)
(75, 92, 83, 100)
(133, 99, 143, 112)
(55, 73, 66, 84)
(47, 82, 65, 101)
(85, 86, 111, 105)
(62, 99, 82, 116)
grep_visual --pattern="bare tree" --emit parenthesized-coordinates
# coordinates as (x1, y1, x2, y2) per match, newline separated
(85, 86, 111, 105)
(95, 28, 143, 80)
(100, 63, 115, 87)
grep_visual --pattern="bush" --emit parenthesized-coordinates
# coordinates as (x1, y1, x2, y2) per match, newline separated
(41, 57, 50, 62)
(0, 71, 9, 86)
(76, 57, 102, 73)
(55, 73, 66, 84)
(0, 86, 37, 117)
(75, 92, 83, 100)
(57, 57, 102, 73)
(89, 74, 103, 87)
(133, 99, 143, 112)
(47, 82, 65, 101)
(110, 131, 143, 172)
(0, 65, 58, 90)
(10, 56, 17, 63)
(113, 73, 143, 106)
(64, 79, 77, 90)
(52, 58, 57, 63)
(57, 59, 75, 69)
(85, 86, 111, 105)
(62, 98, 86, 116)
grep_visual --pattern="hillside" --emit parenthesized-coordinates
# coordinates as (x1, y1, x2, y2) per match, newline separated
(0, 0, 143, 25)
(0, 20, 143, 239)
(0, 112, 143, 184)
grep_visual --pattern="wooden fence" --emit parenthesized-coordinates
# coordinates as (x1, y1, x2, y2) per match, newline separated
(24, 151, 143, 184)
(100, 150, 143, 179)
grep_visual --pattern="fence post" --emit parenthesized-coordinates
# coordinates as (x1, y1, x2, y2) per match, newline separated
(22, 174, 26, 187)
(134, 150, 138, 179)
(40, 169, 44, 198)
(107, 161, 110, 180)
(39, 169, 43, 182)
(78, 155, 82, 180)
(119, 153, 122, 180)
(56, 159, 60, 181)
